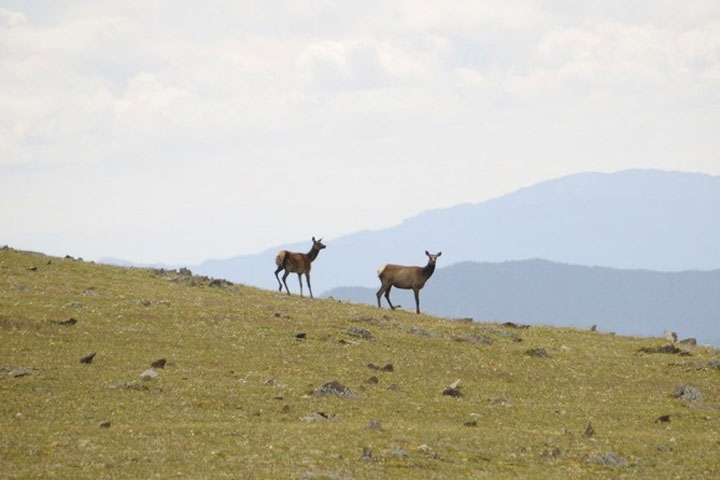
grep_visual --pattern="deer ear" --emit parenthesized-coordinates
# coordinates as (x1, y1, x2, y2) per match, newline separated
(437, 252, 442, 256)
(425, 250, 430, 256)
(312, 236, 316, 242)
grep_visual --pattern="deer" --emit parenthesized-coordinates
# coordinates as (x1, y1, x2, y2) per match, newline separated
(274, 236, 326, 298)
(376, 250, 441, 314)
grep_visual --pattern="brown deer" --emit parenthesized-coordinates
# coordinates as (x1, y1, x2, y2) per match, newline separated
(274, 237, 326, 298)
(376, 250, 441, 314)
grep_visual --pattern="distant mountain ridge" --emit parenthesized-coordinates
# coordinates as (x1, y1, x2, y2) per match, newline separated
(322, 259, 720, 346)
(193, 169, 720, 293)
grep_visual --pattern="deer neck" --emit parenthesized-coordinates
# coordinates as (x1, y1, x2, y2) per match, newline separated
(423, 262, 436, 279)
(307, 246, 320, 262)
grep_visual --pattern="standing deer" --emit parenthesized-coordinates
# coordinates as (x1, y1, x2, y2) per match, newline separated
(274, 237, 326, 298)
(376, 251, 442, 314)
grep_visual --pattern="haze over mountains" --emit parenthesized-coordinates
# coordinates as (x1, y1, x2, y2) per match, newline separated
(323, 260, 720, 346)
(191, 169, 720, 293)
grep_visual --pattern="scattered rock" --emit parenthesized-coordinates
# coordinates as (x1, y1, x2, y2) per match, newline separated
(136, 299, 152, 307)
(365, 419, 382, 431)
(584, 421, 595, 437)
(591, 451, 627, 467)
(590, 324, 597, 332)
(663, 329, 678, 343)
(541, 447, 562, 460)
(345, 327, 374, 341)
(151, 358, 166, 369)
(301, 412, 338, 423)
(314, 380, 358, 398)
(654, 414, 671, 423)
(99, 421, 111, 428)
(9, 368, 31, 378)
(489, 396, 511, 406)
(209, 278, 233, 288)
(464, 420, 477, 427)
(362, 446, 375, 462)
(708, 359, 720, 369)
(502, 322, 530, 329)
(82, 287, 99, 297)
(51, 318, 77, 326)
(409, 327, 431, 336)
(673, 385, 703, 402)
(388, 446, 408, 459)
(526, 348, 551, 358)
(294, 332, 307, 339)
(64, 302, 83, 308)
(281, 405, 292, 414)
(365, 376, 379, 384)
(677, 338, 697, 346)
(27, 266, 37, 272)
(139, 368, 159, 381)
(80, 353, 96, 364)
(442, 379, 462, 398)
(466, 333, 493, 345)
(639, 344, 688, 355)
(381, 363, 394, 372)
(387, 383, 400, 392)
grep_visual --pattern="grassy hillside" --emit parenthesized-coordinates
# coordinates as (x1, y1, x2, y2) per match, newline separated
(1, 247, 719, 479)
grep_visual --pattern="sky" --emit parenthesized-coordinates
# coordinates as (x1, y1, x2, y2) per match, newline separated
(1, 1, 719, 265)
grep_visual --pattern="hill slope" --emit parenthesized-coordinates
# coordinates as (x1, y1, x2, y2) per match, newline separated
(194, 170, 720, 293)
(323, 260, 720, 346)
(2, 247, 720, 479)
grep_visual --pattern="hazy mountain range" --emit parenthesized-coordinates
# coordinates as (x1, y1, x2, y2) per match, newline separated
(187, 169, 720, 293)
(323, 259, 720, 346)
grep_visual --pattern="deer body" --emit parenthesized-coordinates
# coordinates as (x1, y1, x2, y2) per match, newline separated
(274, 237, 326, 298)
(376, 251, 441, 314)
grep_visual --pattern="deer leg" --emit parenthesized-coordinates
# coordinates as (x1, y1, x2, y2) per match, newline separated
(297, 273, 304, 297)
(413, 288, 420, 314)
(376, 284, 386, 308)
(274, 267, 284, 292)
(282, 271, 291, 295)
(384, 285, 396, 310)
(306, 273, 313, 299)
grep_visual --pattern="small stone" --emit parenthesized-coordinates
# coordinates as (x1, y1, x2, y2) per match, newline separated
(464, 420, 477, 427)
(409, 327, 431, 336)
(150, 358, 166, 369)
(526, 348, 550, 358)
(654, 414, 671, 423)
(388, 446, 407, 459)
(365, 376, 379, 384)
(345, 327, 374, 340)
(27, 266, 37, 271)
(592, 451, 627, 467)
(443, 379, 462, 398)
(387, 383, 400, 392)
(80, 353, 96, 364)
(313, 380, 357, 398)
(100, 421, 111, 428)
(9, 368, 31, 378)
(51, 318, 77, 326)
(502, 322, 530, 329)
(490, 396, 511, 406)
(590, 324, 597, 332)
(541, 447, 562, 460)
(362, 446, 374, 461)
(677, 338, 697, 346)
(381, 363, 394, 372)
(64, 302, 83, 308)
(584, 421, 595, 437)
(139, 368, 159, 381)
(294, 332, 307, 339)
(673, 385, 703, 402)
(663, 329, 678, 343)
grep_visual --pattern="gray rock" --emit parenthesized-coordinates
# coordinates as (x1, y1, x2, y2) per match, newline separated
(9, 368, 31, 378)
(409, 327, 431, 336)
(592, 451, 628, 467)
(365, 419, 382, 431)
(345, 327, 374, 341)
(64, 301, 83, 308)
(526, 348, 551, 358)
(708, 359, 720, 369)
(314, 380, 358, 398)
(139, 368, 159, 381)
(673, 385, 703, 402)
(677, 337, 697, 346)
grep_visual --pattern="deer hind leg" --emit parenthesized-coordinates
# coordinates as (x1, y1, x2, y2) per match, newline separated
(297, 273, 304, 297)
(384, 285, 397, 310)
(274, 266, 285, 292)
(306, 273, 313, 299)
(281, 270, 291, 295)
(413, 288, 420, 314)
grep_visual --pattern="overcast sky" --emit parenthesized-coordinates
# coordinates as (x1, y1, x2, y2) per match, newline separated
(2, 1, 719, 264)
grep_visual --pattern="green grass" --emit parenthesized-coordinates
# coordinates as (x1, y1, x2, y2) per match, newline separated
(1, 247, 719, 479)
